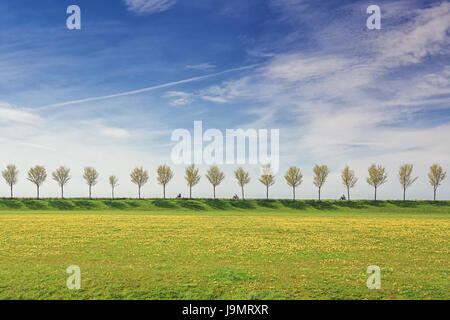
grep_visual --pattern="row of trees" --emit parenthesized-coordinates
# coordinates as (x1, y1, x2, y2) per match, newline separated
(0, 163, 447, 200)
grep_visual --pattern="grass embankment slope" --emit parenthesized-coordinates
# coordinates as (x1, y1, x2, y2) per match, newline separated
(0, 199, 448, 300)
(0, 198, 449, 217)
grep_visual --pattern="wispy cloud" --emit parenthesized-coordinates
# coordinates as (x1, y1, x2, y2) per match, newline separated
(195, 1, 450, 169)
(36, 65, 258, 111)
(124, 0, 177, 14)
(200, 95, 228, 103)
(100, 127, 131, 139)
(164, 91, 194, 106)
(0, 102, 40, 124)
(376, 1, 450, 67)
(164, 90, 230, 105)
(186, 63, 216, 70)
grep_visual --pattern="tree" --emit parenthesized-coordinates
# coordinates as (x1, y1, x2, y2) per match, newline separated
(428, 164, 447, 201)
(130, 167, 149, 199)
(157, 165, 174, 199)
(185, 164, 201, 198)
(109, 175, 119, 199)
(341, 166, 358, 200)
(83, 167, 99, 199)
(259, 164, 275, 200)
(52, 166, 71, 199)
(398, 164, 418, 201)
(284, 166, 303, 200)
(2, 164, 18, 198)
(313, 165, 329, 200)
(27, 165, 47, 199)
(234, 167, 250, 200)
(366, 164, 387, 200)
(206, 166, 225, 199)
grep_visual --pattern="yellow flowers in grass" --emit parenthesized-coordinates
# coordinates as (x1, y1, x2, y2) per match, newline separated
(0, 212, 448, 300)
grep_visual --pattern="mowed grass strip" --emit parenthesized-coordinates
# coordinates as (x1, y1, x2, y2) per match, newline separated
(0, 211, 448, 300)
(0, 199, 449, 219)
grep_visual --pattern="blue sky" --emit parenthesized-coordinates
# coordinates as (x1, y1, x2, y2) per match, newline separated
(0, 0, 449, 199)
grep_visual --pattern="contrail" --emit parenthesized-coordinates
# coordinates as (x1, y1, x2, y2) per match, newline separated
(36, 65, 258, 111)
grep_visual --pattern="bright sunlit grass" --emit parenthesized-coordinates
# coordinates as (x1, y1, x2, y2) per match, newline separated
(0, 200, 448, 300)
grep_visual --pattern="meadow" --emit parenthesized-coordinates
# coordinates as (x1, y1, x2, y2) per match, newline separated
(0, 199, 448, 300)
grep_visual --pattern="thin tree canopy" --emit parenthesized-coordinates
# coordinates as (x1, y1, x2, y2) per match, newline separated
(234, 167, 250, 199)
(157, 165, 174, 186)
(366, 164, 387, 200)
(130, 167, 149, 199)
(259, 164, 275, 199)
(52, 166, 71, 198)
(52, 167, 71, 187)
(285, 166, 303, 188)
(428, 163, 447, 200)
(83, 167, 99, 186)
(341, 165, 358, 200)
(284, 166, 303, 200)
(185, 164, 201, 198)
(398, 164, 418, 200)
(313, 165, 329, 189)
(2, 164, 19, 198)
(206, 165, 225, 187)
(27, 165, 47, 199)
(206, 165, 225, 198)
(157, 165, 174, 199)
(28, 165, 47, 187)
(366, 164, 388, 188)
(130, 167, 149, 187)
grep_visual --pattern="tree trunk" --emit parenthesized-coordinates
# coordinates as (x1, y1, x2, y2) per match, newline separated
(374, 186, 377, 201)
(266, 185, 269, 200)
(213, 186, 216, 199)
(10, 185, 13, 199)
(241, 186, 244, 200)
(163, 185, 166, 199)
(293, 186, 296, 201)
(318, 187, 321, 201)
(112, 187, 115, 200)
(37, 185, 40, 199)
(190, 186, 192, 199)
(347, 186, 350, 201)
(434, 187, 436, 201)
(138, 186, 141, 199)
(89, 185, 92, 200)
(403, 187, 406, 201)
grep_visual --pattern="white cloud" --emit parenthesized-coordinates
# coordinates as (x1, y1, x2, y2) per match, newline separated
(100, 127, 131, 138)
(201, 95, 228, 103)
(124, 0, 177, 14)
(186, 63, 216, 70)
(0, 102, 40, 124)
(421, 67, 450, 88)
(377, 2, 450, 66)
(264, 55, 350, 82)
(164, 91, 193, 106)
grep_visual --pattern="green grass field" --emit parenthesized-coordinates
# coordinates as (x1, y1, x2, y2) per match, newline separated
(0, 199, 448, 300)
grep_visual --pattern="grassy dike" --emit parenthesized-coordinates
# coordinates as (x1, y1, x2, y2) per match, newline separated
(0, 198, 449, 216)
